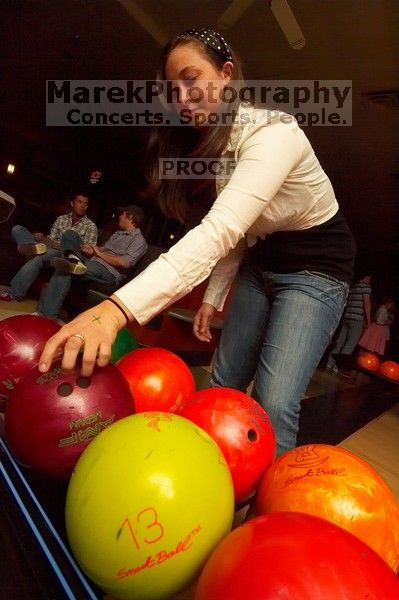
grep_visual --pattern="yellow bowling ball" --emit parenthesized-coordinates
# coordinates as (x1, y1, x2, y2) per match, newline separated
(65, 412, 235, 600)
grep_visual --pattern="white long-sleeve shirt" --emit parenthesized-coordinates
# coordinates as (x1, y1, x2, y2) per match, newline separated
(115, 105, 339, 324)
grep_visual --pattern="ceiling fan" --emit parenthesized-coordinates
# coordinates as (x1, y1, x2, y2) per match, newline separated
(117, 0, 305, 50)
(117, 0, 169, 46)
(218, 0, 305, 49)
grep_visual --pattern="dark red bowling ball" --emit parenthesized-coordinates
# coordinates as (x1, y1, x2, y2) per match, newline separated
(0, 314, 60, 402)
(179, 387, 276, 503)
(194, 513, 399, 600)
(0, 362, 13, 411)
(116, 347, 195, 413)
(5, 363, 134, 479)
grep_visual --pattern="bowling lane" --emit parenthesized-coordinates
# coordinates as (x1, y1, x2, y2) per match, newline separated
(340, 403, 399, 502)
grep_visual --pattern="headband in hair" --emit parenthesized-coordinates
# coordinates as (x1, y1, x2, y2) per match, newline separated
(182, 27, 233, 62)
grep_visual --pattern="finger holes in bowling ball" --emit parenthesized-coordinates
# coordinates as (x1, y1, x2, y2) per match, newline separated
(57, 383, 73, 397)
(76, 376, 91, 388)
(247, 429, 257, 442)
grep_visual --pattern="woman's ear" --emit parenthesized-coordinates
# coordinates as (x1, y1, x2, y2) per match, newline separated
(222, 61, 233, 84)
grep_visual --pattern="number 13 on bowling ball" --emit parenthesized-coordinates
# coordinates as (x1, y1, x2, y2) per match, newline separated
(65, 413, 234, 600)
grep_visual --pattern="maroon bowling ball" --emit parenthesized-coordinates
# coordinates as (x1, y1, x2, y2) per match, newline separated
(179, 387, 276, 504)
(5, 363, 134, 479)
(0, 361, 13, 412)
(0, 314, 60, 402)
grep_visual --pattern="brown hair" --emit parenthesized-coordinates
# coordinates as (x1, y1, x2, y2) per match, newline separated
(124, 205, 145, 227)
(143, 31, 244, 223)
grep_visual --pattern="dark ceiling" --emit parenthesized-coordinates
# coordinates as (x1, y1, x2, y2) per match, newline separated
(0, 0, 398, 281)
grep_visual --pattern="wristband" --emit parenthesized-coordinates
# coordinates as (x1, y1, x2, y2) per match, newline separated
(106, 297, 130, 325)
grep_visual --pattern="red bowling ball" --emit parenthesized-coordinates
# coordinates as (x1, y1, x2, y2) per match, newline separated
(5, 363, 134, 479)
(116, 347, 195, 413)
(357, 351, 380, 372)
(0, 314, 60, 402)
(179, 387, 276, 503)
(378, 360, 399, 382)
(194, 513, 399, 600)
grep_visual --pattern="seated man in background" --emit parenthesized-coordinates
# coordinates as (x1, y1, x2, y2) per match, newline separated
(0, 192, 97, 303)
(36, 204, 148, 320)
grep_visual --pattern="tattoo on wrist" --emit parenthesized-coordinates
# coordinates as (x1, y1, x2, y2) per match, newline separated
(92, 315, 102, 324)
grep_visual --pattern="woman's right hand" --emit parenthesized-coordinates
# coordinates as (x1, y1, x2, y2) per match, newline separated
(38, 298, 130, 376)
(193, 303, 216, 342)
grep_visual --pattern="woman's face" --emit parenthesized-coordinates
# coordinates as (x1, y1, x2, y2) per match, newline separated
(164, 42, 232, 126)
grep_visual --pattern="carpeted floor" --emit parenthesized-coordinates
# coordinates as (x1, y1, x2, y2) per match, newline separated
(0, 284, 38, 319)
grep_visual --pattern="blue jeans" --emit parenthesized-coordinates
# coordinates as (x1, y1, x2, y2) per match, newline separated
(211, 266, 349, 456)
(326, 317, 364, 368)
(9, 226, 62, 299)
(37, 230, 116, 319)
(12, 224, 37, 246)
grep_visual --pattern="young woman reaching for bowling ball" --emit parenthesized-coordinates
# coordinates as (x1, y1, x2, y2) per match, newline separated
(39, 28, 356, 455)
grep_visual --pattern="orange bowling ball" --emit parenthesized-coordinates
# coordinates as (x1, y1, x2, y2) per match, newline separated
(357, 351, 380, 372)
(378, 360, 399, 382)
(255, 444, 399, 571)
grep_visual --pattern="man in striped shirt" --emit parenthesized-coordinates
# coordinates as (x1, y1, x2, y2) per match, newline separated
(0, 193, 98, 303)
(326, 273, 372, 374)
